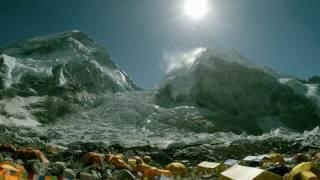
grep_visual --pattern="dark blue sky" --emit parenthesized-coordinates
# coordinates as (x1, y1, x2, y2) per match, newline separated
(0, 0, 319, 88)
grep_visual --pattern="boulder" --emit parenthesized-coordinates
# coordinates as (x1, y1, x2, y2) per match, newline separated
(32, 161, 49, 175)
(80, 172, 97, 180)
(83, 152, 104, 167)
(63, 168, 77, 178)
(112, 169, 136, 180)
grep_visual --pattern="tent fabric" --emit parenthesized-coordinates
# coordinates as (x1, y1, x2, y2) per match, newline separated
(0, 170, 5, 180)
(0, 165, 70, 180)
(286, 162, 320, 180)
(165, 162, 187, 177)
(15, 149, 49, 163)
(0, 163, 20, 172)
(197, 161, 222, 175)
(221, 160, 240, 172)
(224, 160, 240, 166)
(242, 155, 269, 167)
(198, 162, 221, 169)
(0, 163, 23, 180)
(243, 156, 260, 162)
(243, 155, 268, 162)
(268, 153, 285, 165)
(219, 165, 282, 180)
(300, 171, 318, 180)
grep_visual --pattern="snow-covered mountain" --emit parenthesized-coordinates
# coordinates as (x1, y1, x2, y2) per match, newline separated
(0, 31, 137, 94)
(0, 32, 319, 147)
(0, 31, 138, 126)
(156, 48, 320, 134)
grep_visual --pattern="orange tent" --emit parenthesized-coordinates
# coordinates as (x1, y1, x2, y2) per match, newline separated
(15, 148, 49, 163)
(0, 162, 25, 180)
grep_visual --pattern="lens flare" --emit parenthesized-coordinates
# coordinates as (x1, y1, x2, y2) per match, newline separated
(184, 0, 208, 19)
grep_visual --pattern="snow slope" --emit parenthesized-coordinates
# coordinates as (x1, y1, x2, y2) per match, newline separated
(0, 31, 137, 94)
(306, 84, 320, 106)
(279, 78, 320, 107)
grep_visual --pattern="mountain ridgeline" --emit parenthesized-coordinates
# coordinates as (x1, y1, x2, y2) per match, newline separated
(0, 31, 319, 136)
(0, 31, 138, 94)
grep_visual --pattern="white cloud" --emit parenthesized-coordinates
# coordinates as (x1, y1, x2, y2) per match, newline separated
(163, 47, 206, 73)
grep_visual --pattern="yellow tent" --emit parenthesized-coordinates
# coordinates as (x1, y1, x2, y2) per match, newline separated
(196, 161, 222, 175)
(286, 162, 319, 180)
(219, 165, 282, 180)
(0, 163, 24, 180)
(165, 162, 188, 177)
(268, 153, 285, 165)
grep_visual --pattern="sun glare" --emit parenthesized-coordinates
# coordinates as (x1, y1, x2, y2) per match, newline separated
(184, 0, 208, 19)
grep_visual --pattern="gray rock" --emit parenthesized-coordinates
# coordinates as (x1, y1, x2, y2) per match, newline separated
(54, 161, 67, 170)
(15, 159, 25, 166)
(104, 169, 113, 178)
(80, 172, 99, 180)
(99, 165, 113, 179)
(49, 167, 62, 176)
(125, 150, 135, 157)
(4, 157, 13, 162)
(63, 168, 77, 178)
(0, 154, 3, 162)
(112, 169, 136, 180)
(32, 162, 49, 175)
(201, 173, 215, 179)
(47, 161, 68, 175)
(91, 170, 102, 179)
(27, 159, 40, 169)
(27, 159, 41, 163)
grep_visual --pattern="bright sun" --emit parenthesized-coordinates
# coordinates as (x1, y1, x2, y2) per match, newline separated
(184, 0, 208, 19)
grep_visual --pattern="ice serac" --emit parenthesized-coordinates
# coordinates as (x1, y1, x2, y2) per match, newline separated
(156, 48, 320, 134)
(0, 30, 138, 94)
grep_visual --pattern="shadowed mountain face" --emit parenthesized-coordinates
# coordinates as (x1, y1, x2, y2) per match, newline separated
(156, 49, 320, 134)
